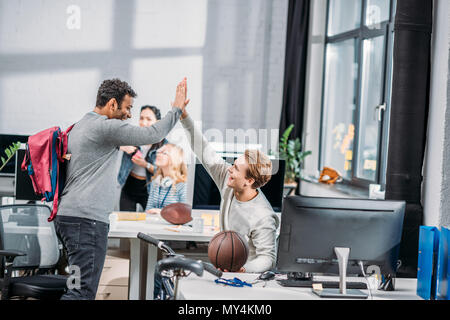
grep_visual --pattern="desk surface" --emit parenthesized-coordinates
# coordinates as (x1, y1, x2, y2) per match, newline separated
(108, 211, 219, 242)
(106, 210, 220, 300)
(178, 272, 421, 300)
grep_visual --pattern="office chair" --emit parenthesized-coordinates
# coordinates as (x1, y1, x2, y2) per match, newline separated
(0, 204, 68, 300)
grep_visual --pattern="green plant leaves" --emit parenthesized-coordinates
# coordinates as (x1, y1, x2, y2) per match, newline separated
(279, 125, 311, 182)
(280, 124, 294, 154)
(299, 150, 312, 161)
(0, 141, 21, 172)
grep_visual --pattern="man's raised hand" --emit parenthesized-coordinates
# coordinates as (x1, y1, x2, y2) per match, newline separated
(172, 77, 189, 113)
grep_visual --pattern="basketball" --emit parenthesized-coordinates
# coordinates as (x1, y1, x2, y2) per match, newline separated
(208, 230, 249, 272)
(160, 203, 192, 225)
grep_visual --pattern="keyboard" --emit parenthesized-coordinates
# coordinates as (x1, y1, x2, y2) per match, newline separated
(277, 279, 368, 290)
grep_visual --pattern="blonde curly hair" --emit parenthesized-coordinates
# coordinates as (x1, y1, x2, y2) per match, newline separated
(152, 143, 188, 184)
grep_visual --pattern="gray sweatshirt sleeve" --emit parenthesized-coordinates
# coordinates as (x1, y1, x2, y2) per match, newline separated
(243, 215, 279, 273)
(180, 115, 230, 192)
(101, 107, 182, 146)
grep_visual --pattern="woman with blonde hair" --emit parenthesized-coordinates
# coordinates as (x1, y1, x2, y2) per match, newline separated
(117, 105, 168, 212)
(145, 143, 188, 214)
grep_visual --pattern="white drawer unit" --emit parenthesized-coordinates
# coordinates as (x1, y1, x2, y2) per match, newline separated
(96, 250, 130, 300)
(96, 285, 129, 301)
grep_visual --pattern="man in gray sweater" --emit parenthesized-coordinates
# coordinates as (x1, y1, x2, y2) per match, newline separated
(55, 78, 187, 299)
(179, 83, 279, 273)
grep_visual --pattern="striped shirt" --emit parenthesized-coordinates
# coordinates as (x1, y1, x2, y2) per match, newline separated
(145, 176, 187, 210)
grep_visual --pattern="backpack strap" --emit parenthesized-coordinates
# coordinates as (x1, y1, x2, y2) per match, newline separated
(48, 157, 60, 222)
(49, 124, 75, 222)
(65, 124, 75, 133)
(20, 145, 30, 172)
(57, 124, 74, 162)
(21, 145, 41, 195)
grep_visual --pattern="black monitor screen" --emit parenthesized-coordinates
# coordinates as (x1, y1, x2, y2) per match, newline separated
(193, 158, 285, 212)
(0, 134, 28, 175)
(15, 149, 41, 201)
(276, 196, 406, 276)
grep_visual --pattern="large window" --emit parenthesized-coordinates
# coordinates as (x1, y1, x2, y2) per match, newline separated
(320, 0, 395, 187)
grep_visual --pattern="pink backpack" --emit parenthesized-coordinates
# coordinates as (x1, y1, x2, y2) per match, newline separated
(21, 125, 74, 222)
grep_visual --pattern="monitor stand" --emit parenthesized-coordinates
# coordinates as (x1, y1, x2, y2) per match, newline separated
(312, 247, 368, 299)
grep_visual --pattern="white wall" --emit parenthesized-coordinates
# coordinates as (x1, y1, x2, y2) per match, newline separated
(0, 0, 288, 136)
(422, 0, 450, 229)
(0, 0, 289, 205)
(200, 0, 287, 133)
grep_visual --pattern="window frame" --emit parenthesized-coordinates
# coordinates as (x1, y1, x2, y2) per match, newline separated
(318, 0, 396, 188)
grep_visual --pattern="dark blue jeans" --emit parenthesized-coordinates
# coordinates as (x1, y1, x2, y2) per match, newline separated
(54, 215, 109, 300)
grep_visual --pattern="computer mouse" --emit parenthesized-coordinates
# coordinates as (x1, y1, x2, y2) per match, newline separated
(258, 271, 275, 281)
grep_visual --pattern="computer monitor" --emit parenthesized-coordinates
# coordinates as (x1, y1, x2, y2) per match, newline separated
(15, 149, 41, 201)
(0, 134, 29, 176)
(192, 158, 285, 212)
(276, 195, 405, 298)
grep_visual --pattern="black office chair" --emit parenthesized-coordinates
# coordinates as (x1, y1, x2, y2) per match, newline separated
(0, 204, 68, 300)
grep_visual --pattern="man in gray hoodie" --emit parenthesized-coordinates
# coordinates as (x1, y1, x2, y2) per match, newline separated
(55, 78, 187, 299)
(178, 79, 279, 274)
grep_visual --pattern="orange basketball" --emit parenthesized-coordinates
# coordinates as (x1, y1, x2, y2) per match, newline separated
(208, 231, 249, 272)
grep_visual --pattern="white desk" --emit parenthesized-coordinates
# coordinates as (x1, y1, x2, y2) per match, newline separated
(178, 272, 422, 300)
(108, 209, 219, 300)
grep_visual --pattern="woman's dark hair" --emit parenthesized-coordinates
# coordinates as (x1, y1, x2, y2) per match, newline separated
(96, 78, 137, 108)
(140, 105, 165, 152)
(141, 105, 161, 120)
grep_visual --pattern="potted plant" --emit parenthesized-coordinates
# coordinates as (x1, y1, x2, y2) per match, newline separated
(0, 142, 21, 172)
(275, 124, 311, 196)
